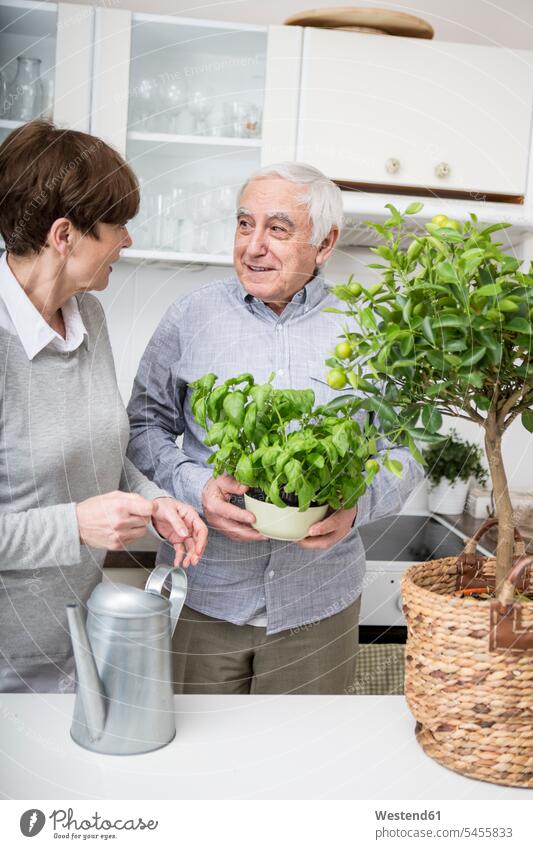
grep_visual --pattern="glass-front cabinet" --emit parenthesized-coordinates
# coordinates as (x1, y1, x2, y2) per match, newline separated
(89, 10, 268, 265)
(126, 15, 267, 264)
(0, 0, 57, 144)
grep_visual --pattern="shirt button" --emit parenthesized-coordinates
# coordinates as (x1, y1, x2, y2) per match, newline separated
(269, 570, 275, 578)
(278, 369, 284, 376)
(276, 324, 282, 332)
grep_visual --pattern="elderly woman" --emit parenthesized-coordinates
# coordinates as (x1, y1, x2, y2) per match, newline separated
(0, 120, 207, 693)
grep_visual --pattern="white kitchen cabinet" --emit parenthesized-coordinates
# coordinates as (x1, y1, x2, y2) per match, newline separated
(0, 0, 93, 144)
(91, 9, 267, 265)
(297, 27, 533, 198)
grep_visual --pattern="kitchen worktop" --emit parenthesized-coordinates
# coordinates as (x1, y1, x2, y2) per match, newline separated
(1, 695, 530, 800)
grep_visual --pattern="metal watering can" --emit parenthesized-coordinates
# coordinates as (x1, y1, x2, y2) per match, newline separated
(66, 566, 187, 755)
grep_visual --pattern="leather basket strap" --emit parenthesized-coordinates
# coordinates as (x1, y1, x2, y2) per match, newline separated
(456, 518, 526, 591)
(489, 555, 533, 653)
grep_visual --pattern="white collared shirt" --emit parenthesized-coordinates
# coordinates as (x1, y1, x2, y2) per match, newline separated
(0, 251, 88, 359)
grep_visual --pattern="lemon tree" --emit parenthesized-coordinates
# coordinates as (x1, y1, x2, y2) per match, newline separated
(327, 202, 533, 588)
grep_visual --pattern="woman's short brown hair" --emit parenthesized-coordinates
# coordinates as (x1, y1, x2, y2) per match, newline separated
(0, 120, 139, 256)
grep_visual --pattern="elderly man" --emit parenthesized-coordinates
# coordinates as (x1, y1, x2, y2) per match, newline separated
(127, 162, 423, 694)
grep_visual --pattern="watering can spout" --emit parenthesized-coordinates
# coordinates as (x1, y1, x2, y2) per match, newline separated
(66, 603, 106, 742)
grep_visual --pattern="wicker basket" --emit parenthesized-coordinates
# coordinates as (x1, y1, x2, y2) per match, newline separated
(401, 518, 533, 788)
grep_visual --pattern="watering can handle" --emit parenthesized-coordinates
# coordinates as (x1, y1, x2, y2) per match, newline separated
(145, 566, 187, 637)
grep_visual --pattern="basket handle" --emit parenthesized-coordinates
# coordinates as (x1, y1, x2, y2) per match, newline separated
(489, 555, 533, 653)
(463, 517, 524, 549)
(456, 518, 526, 591)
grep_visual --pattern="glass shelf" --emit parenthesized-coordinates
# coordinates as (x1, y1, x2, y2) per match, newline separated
(127, 131, 261, 148)
(121, 248, 233, 267)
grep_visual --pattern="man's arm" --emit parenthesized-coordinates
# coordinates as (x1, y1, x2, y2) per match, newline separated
(126, 304, 211, 515)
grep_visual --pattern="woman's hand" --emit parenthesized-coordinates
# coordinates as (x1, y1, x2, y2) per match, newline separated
(76, 491, 154, 550)
(152, 497, 208, 567)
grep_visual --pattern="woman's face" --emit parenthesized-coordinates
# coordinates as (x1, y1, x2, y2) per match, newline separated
(68, 222, 132, 291)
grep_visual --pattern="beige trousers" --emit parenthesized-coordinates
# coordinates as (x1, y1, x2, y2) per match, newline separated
(171, 596, 362, 695)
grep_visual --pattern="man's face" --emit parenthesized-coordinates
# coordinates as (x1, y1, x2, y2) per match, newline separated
(234, 177, 325, 313)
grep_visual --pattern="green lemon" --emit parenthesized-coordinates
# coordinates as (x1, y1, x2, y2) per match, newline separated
(326, 368, 347, 389)
(335, 341, 353, 359)
(497, 298, 519, 312)
(365, 459, 380, 474)
(446, 218, 462, 232)
(348, 281, 362, 297)
(431, 214, 448, 227)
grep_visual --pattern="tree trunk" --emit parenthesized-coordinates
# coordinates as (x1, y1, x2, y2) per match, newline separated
(484, 413, 514, 590)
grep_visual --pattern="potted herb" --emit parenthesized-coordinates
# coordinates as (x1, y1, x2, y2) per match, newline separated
(424, 428, 488, 514)
(328, 203, 533, 787)
(189, 371, 394, 541)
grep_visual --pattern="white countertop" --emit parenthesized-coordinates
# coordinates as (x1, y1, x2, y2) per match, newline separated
(0, 695, 531, 800)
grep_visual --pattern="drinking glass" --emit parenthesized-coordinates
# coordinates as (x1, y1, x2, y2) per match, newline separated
(192, 190, 212, 253)
(216, 185, 237, 254)
(188, 87, 213, 135)
(159, 78, 188, 134)
(132, 77, 158, 130)
(0, 70, 7, 119)
(8, 57, 44, 122)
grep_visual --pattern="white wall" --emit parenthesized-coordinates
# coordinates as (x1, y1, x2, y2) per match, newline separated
(99, 240, 532, 512)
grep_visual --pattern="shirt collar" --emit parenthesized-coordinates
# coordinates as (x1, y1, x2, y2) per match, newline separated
(239, 266, 327, 313)
(0, 252, 88, 360)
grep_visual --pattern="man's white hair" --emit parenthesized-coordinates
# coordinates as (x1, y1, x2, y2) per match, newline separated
(236, 162, 343, 248)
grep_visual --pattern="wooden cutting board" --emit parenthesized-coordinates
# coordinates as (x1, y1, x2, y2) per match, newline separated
(284, 7, 434, 39)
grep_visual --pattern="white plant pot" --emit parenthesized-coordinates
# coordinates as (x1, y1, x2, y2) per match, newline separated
(428, 479, 469, 515)
(244, 493, 328, 541)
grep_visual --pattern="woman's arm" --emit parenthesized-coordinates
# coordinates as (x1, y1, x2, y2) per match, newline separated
(0, 502, 80, 571)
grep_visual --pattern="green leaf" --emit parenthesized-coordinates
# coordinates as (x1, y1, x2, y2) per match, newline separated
(284, 458, 303, 488)
(473, 394, 491, 411)
(206, 385, 228, 422)
(476, 283, 502, 297)
(436, 261, 459, 284)
(421, 406, 443, 433)
(383, 457, 403, 478)
(222, 391, 246, 426)
(331, 423, 351, 457)
(421, 316, 435, 346)
(405, 201, 424, 215)
(235, 454, 255, 485)
(243, 402, 257, 440)
(522, 409, 533, 433)
(249, 383, 272, 413)
(432, 314, 469, 329)
(192, 373, 217, 392)
(365, 397, 398, 427)
(204, 421, 227, 447)
(406, 427, 446, 444)
(460, 347, 487, 368)
(505, 317, 532, 334)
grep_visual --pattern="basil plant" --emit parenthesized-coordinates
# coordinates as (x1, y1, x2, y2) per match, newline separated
(327, 202, 533, 588)
(189, 372, 403, 512)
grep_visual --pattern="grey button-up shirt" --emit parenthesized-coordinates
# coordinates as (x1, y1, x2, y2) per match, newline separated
(127, 269, 423, 634)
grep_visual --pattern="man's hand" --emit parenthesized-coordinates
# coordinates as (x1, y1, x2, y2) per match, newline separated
(152, 497, 208, 567)
(201, 474, 267, 542)
(297, 507, 357, 550)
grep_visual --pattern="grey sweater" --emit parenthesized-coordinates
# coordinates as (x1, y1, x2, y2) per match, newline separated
(0, 293, 167, 691)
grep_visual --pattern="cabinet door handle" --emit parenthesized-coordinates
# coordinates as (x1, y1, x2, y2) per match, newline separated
(385, 157, 400, 175)
(435, 161, 451, 179)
